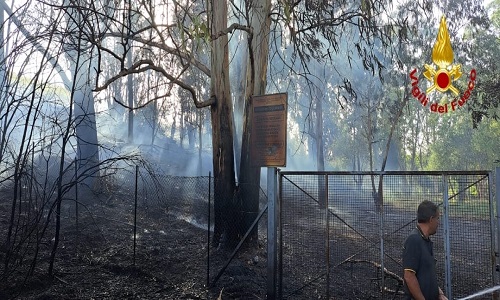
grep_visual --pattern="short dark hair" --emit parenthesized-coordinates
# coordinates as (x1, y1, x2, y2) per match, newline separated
(417, 200, 439, 223)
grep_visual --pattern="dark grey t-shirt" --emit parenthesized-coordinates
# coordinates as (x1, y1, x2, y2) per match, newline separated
(402, 227, 439, 300)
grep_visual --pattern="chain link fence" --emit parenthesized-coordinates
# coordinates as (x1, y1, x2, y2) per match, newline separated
(0, 162, 271, 299)
(115, 166, 270, 297)
(278, 171, 496, 299)
(3, 164, 496, 299)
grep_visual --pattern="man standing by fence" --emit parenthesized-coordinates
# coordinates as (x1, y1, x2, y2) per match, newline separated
(402, 200, 448, 300)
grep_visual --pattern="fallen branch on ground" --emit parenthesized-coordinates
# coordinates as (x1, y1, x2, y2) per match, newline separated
(341, 258, 403, 284)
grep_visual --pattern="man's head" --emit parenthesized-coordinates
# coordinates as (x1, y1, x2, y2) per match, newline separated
(417, 200, 440, 236)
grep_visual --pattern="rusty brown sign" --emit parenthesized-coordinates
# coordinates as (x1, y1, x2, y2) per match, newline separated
(250, 93, 287, 167)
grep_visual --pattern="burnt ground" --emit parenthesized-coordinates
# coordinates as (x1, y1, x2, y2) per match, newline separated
(0, 182, 494, 300)
(0, 189, 268, 300)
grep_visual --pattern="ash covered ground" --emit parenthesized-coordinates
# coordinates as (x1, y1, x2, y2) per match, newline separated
(0, 186, 269, 300)
(1, 172, 492, 299)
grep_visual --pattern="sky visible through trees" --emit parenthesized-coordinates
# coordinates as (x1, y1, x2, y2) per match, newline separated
(0, 1, 499, 294)
(0, 0, 497, 176)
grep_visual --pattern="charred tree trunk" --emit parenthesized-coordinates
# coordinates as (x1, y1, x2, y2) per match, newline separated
(238, 0, 271, 248)
(209, 0, 236, 248)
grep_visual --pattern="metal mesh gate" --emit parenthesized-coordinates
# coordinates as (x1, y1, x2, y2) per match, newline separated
(278, 171, 495, 299)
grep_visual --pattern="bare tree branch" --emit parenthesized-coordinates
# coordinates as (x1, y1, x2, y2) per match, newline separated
(94, 59, 215, 108)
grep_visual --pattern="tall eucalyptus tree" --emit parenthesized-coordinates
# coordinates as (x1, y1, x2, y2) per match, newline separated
(118, 0, 403, 246)
(58, 0, 492, 247)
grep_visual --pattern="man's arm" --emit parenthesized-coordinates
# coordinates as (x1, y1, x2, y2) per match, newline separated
(404, 269, 425, 300)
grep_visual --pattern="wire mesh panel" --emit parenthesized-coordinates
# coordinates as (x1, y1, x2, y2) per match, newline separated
(445, 173, 494, 298)
(279, 174, 328, 299)
(382, 174, 445, 299)
(207, 183, 269, 294)
(327, 173, 383, 299)
(278, 171, 495, 300)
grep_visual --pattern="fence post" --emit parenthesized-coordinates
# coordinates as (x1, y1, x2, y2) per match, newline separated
(488, 170, 498, 295)
(496, 167, 500, 287)
(325, 174, 330, 300)
(443, 174, 452, 298)
(278, 172, 283, 299)
(133, 165, 138, 266)
(75, 157, 79, 241)
(207, 172, 211, 288)
(267, 167, 278, 300)
(379, 180, 385, 298)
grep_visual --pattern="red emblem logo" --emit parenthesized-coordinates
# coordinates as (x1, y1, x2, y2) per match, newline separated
(409, 16, 476, 114)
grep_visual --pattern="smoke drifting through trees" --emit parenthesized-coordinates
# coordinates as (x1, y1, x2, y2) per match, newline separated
(0, 0, 498, 293)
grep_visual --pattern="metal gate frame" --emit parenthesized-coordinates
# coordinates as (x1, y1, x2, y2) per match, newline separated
(272, 170, 499, 299)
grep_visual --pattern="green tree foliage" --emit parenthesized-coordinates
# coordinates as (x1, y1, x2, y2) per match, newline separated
(464, 0, 500, 126)
(2, 0, 498, 258)
(426, 110, 500, 170)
